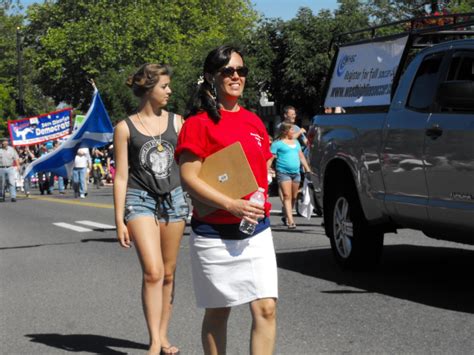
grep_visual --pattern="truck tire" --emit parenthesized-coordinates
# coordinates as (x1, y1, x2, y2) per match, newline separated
(326, 183, 384, 269)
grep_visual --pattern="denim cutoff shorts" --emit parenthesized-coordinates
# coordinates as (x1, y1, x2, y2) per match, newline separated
(124, 186, 189, 223)
(276, 171, 301, 184)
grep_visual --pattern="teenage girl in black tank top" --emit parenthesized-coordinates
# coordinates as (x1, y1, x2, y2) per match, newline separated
(113, 64, 188, 355)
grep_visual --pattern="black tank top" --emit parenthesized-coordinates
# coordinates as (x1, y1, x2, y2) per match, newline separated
(125, 113, 181, 196)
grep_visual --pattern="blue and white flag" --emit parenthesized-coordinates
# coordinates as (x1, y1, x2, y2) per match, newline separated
(23, 89, 114, 178)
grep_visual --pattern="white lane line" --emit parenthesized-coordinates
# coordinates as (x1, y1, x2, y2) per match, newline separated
(53, 223, 92, 233)
(76, 220, 116, 229)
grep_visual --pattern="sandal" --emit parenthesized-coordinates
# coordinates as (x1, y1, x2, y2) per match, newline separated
(288, 223, 296, 230)
(160, 345, 180, 355)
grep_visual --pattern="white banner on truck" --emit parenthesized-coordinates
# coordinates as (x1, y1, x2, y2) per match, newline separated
(325, 35, 408, 108)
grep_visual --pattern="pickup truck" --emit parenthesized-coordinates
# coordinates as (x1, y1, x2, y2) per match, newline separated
(309, 15, 474, 268)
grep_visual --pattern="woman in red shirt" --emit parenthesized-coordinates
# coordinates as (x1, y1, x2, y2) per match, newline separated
(176, 45, 277, 355)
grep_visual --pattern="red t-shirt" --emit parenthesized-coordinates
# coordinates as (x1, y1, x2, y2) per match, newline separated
(175, 107, 273, 224)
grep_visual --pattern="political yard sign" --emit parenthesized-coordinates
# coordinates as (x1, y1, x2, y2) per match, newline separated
(8, 108, 72, 146)
(72, 114, 86, 132)
(325, 36, 408, 108)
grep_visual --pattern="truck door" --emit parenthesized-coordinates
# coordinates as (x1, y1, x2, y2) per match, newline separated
(425, 50, 474, 234)
(382, 52, 444, 226)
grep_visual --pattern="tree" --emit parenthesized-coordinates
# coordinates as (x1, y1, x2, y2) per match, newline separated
(25, 0, 258, 122)
(0, 4, 20, 137)
(446, 0, 474, 12)
(246, 0, 370, 118)
(0, 2, 56, 137)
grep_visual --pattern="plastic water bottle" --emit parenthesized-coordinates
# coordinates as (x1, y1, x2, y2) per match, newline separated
(239, 187, 266, 235)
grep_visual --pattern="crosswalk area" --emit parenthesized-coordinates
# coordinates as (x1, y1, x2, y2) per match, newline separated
(53, 220, 116, 233)
(53, 211, 319, 233)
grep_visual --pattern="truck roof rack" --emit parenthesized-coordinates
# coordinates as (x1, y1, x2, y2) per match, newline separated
(330, 12, 474, 51)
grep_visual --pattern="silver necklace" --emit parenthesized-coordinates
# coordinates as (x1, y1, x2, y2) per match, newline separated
(137, 111, 164, 152)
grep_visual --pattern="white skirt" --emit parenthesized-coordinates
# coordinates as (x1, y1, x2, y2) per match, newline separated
(189, 227, 278, 308)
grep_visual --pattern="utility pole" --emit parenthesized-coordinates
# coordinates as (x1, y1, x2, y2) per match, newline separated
(16, 26, 25, 116)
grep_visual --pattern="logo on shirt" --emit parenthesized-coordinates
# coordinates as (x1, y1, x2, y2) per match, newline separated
(250, 133, 263, 147)
(139, 140, 173, 179)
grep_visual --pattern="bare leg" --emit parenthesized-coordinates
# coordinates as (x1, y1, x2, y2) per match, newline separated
(291, 181, 300, 214)
(128, 217, 164, 354)
(278, 184, 285, 220)
(249, 298, 277, 355)
(202, 307, 231, 355)
(159, 220, 186, 353)
(279, 181, 294, 225)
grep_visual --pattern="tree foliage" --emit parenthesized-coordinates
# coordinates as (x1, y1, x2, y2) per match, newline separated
(25, 0, 258, 122)
(446, 0, 474, 12)
(0, 1, 55, 137)
(246, 0, 371, 117)
(0, 0, 471, 137)
(245, 0, 472, 119)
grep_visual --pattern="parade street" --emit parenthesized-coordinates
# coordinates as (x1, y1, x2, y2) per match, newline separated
(1, 187, 473, 354)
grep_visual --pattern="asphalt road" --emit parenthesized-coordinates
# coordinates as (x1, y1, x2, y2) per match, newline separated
(1, 185, 473, 354)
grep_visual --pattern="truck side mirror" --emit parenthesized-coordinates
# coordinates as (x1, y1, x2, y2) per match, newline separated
(437, 81, 474, 111)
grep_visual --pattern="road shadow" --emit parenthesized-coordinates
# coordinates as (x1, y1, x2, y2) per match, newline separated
(272, 226, 325, 235)
(90, 228, 116, 232)
(276, 244, 474, 313)
(81, 238, 117, 243)
(25, 333, 147, 354)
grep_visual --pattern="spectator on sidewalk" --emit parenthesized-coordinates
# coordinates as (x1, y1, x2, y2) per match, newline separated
(0, 138, 20, 202)
(18, 145, 36, 197)
(73, 147, 91, 198)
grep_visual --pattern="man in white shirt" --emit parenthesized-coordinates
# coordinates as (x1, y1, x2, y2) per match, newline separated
(73, 147, 91, 198)
(0, 138, 20, 202)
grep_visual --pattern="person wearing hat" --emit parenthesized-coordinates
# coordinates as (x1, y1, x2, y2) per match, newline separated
(0, 138, 20, 202)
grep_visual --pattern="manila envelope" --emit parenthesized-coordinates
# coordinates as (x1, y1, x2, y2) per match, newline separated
(192, 141, 259, 217)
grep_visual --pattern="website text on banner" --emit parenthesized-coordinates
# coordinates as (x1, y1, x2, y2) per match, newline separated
(325, 36, 408, 108)
(7, 108, 72, 147)
(22, 89, 114, 179)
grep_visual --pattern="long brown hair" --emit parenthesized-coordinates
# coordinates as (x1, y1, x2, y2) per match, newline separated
(276, 122, 293, 140)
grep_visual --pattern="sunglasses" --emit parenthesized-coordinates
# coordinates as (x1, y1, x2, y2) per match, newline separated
(218, 66, 249, 78)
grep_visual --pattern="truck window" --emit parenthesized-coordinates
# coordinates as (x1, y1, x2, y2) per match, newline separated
(407, 54, 443, 111)
(441, 52, 474, 113)
(448, 54, 474, 81)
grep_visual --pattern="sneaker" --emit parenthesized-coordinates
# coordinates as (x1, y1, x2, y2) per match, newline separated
(11, 198, 16, 202)
(80, 194, 85, 199)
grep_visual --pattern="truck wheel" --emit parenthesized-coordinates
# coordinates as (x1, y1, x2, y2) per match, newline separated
(326, 185, 384, 269)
